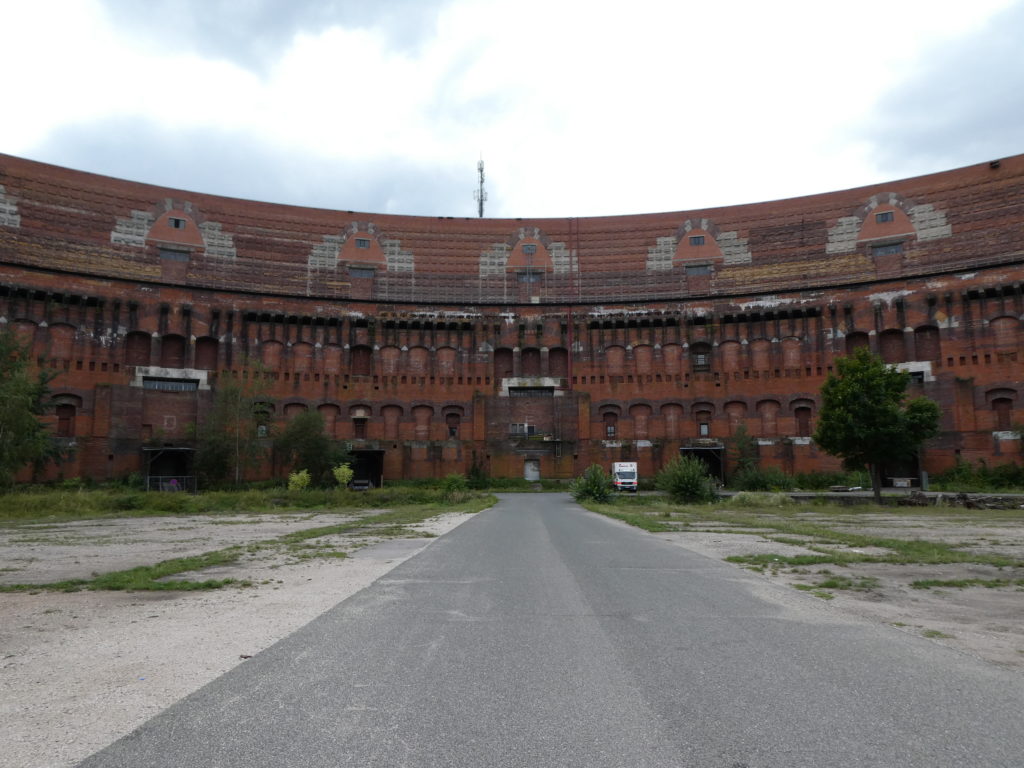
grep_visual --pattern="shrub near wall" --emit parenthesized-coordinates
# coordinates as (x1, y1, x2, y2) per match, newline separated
(656, 456, 716, 503)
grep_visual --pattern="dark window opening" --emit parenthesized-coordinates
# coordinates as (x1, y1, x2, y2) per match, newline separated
(509, 387, 554, 397)
(517, 270, 543, 283)
(353, 419, 367, 439)
(355, 238, 371, 249)
(169, 217, 186, 229)
(522, 244, 537, 255)
(349, 267, 375, 279)
(56, 404, 75, 437)
(689, 235, 705, 246)
(871, 242, 904, 257)
(143, 377, 199, 392)
(685, 264, 711, 276)
(875, 211, 894, 223)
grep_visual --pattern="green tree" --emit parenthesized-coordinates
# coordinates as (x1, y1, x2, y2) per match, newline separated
(193, 378, 270, 487)
(656, 455, 716, 503)
(274, 410, 348, 486)
(814, 347, 940, 503)
(729, 423, 759, 477)
(0, 329, 58, 487)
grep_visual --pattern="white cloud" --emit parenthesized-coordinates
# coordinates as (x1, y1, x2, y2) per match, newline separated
(3, 0, 1021, 217)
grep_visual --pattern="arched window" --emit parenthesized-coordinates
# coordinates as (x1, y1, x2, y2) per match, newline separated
(913, 326, 941, 361)
(125, 331, 152, 366)
(194, 337, 218, 370)
(548, 347, 569, 377)
(56, 404, 76, 437)
(494, 348, 514, 379)
(879, 329, 906, 364)
(160, 334, 186, 368)
(845, 332, 869, 355)
(690, 342, 711, 372)
(521, 347, 541, 377)
(993, 398, 1013, 431)
(351, 345, 372, 376)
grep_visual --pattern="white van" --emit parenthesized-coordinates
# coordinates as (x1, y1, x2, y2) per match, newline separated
(612, 462, 638, 493)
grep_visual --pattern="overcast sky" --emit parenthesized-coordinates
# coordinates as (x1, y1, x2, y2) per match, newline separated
(3, 0, 1023, 218)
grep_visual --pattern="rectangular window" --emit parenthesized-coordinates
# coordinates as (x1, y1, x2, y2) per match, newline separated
(699, 422, 710, 437)
(871, 242, 904, 257)
(509, 423, 537, 436)
(693, 353, 710, 370)
(606, 424, 616, 438)
(142, 377, 199, 392)
(685, 264, 711, 276)
(169, 217, 186, 229)
(522, 244, 537, 255)
(158, 248, 190, 261)
(689, 235, 705, 246)
(355, 238, 371, 249)
(509, 387, 554, 397)
(875, 211, 894, 223)
(349, 267, 375, 279)
(517, 270, 543, 283)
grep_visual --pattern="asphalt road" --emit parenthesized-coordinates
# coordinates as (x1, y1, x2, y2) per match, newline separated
(78, 493, 1024, 768)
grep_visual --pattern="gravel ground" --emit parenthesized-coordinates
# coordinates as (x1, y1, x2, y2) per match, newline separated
(2, 504, 1023, 768)
(0, 511, 476, 768)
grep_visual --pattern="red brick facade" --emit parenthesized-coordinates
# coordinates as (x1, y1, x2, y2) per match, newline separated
(1, 153, 1022, 484)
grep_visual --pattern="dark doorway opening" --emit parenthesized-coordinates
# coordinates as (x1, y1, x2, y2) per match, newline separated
(680, 445, 724, 483)
(142, 447, 196, 491)
(351, 450, 385, 488)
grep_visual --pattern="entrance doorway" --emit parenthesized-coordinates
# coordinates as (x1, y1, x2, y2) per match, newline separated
(350, 450, 385, 488)
(523, 459, 540, 482)
(680, 446, 724, 483)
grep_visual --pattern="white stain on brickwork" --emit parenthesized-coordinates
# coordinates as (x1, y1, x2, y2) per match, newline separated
(909, 204, 952, 240)
(0, 185, 20, 228)
(111, 210, 155, 247)
(382, 238, 414, 272)
(199, 222, 236, 259)
(646, 237, 676, 271)
(309, 235, 343, 269)
(867, 289, 912, 306)
(716, 231, 752, 264)
(826, 216, 861, 254)
(480, 242, 511, 276)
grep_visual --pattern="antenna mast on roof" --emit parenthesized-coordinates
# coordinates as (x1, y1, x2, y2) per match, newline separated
(473, 158, 487, 218)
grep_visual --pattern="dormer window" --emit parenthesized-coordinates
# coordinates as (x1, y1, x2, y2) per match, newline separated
(875, 211, 895, 223)
(169, 217, 186, 229)
(355, 237, 371, 249)
(689, 235, 705, 246)
(522, 244, 537, 255)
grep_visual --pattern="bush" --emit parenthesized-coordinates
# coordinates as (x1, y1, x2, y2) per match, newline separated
(656, 456, 716, 503)
(570, 464, 613, 503)
(331, 463, 354, 488)
(441, 473, 469, 503)
(729, 466, 792, 492)
(287, 469, 311, 491)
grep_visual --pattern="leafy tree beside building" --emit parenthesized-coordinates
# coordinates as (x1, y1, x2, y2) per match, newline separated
(0, 329, 58, 487)
(814, 347, 940, 503)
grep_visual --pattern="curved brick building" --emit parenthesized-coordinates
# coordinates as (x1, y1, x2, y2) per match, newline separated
(1, 152, 1022, 487)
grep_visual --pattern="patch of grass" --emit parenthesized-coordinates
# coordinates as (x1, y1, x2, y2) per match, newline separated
(922, 629, 955, 639)
(577, 502, 675, 532)
(0, 494, 494, 592)
(792, 584, 835, 600)
(910, 577, 1024, 590)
